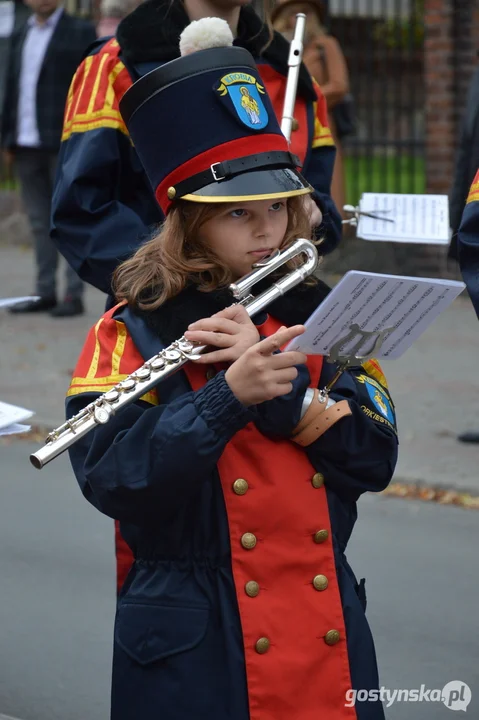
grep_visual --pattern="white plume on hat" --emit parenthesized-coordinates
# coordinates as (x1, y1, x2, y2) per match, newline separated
(179, 17, 234, 57)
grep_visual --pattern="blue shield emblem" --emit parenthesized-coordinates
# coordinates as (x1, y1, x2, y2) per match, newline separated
(359, 374, 395, 425)
(216, 73, 268, 131)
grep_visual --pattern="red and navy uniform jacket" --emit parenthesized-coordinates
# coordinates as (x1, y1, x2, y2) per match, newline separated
(458, 170, 479, 319)
(66, 297, 398, 720)
(51, 35, 340, 295)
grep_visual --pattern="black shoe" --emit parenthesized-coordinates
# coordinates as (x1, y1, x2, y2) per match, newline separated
(50, 297, 84, 317)
(8, 296, 57, 313)
(457, 432, 479, 444)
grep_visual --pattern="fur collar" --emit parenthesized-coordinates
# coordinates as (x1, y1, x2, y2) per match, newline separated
(132, 278, 331, 347)
(116, 0, 316, 101)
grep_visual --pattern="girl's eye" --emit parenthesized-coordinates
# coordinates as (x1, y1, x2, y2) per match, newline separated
(270, 202, 285, 212)
(230, 209, 246, 218)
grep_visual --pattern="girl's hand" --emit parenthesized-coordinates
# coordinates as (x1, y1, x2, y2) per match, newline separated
(225, 325, 307, 406)
(184, 304, 260, 365)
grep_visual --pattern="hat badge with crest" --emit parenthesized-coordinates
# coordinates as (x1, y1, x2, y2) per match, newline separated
(119, 17, 312, 213)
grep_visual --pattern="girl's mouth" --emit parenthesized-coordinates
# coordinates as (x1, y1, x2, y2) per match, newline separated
(249, 248, 274, 258)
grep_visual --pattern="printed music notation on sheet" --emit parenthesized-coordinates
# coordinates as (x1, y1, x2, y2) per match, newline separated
(285, 271, 465, 360)
(356, 193, 450, 245)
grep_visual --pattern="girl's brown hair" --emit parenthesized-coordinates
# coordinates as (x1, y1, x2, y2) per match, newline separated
(113, 195, 317, 311)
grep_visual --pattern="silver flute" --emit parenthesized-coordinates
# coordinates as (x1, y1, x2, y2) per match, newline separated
(281, 13, 306, 143)
(30, 239, 318, 470)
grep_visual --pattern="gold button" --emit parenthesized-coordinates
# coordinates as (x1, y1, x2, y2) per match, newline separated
(291, 117, 299, 131)
(241, 532, 257, 550)
(313, 574, 328, 591)
(311, 472, 325, 488)
(313, 529, 329, 544)
(233, 478, 249, 495)
(255, 637, 270, 654)
(324, 629, 341, 646)
(206, 367, 216, 380)
(167, 186, 176, 200)
(245, 580, 260, 597)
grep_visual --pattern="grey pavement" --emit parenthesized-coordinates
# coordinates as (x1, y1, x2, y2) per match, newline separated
(0, 442, 478, 720)
(1, 243, 479, 493)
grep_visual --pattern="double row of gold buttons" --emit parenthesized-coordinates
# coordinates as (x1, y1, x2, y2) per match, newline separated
(233, 472, 341, 652)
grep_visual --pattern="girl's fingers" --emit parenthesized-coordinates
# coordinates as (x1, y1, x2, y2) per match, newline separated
(269, 351, 308, 368)
(184, 330, 234, 348)
(257, 325, 305, 356)
(271, 367, 299, 384)
(192, 349, 234, 365)
(187, 317, 241, 334)
(211, 304, 251, 323)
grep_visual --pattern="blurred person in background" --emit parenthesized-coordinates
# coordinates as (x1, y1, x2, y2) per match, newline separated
(271, 0, 350, 216)
(97, 0, 142, 38)
(449, 65, 479, 264)
(1, 0, 96, 316)
(449, 64, 479, 444)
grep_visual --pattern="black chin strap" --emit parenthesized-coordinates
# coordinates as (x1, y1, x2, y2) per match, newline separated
(169, 150, 301, 198)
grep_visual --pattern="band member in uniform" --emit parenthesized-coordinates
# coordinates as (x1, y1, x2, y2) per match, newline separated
(50, 0, 341, 298)
(66, 20, 398, 719)
(53, 0, 342, 592)
(456, 172, 479, 443)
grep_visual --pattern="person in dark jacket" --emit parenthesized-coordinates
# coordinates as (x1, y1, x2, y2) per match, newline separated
(66, 20, 398, 719)
(1, 0, 96, 316)
(455, 171, 479, 443)
(449, 66, 479, 260)
(50, 0, 342, 301)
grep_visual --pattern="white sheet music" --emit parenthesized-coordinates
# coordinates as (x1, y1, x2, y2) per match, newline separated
(285, 271, 465, 360)
(357, 193, 450, 245)
(0, 401, 34, 435)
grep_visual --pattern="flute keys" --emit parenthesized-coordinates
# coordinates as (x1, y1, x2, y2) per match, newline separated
(104, 389, 120, 403)
(134, 367, 151, 381)
(164, 350, 182, 363)
(94, 405, 111, 424)
(150, 357, 166, 371)
(119, 378, 136, 391)
(178, 340, 194, 353)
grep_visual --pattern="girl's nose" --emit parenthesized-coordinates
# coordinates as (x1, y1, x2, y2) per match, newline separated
(254, 216, 272, 238)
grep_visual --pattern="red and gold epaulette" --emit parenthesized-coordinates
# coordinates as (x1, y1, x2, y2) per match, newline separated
(67, 303, 158, 406)
(361, 358, 389, 390)
(62, 39, 133, 141)
(466, 169, 479, 204)
(311, 79, 335, 149)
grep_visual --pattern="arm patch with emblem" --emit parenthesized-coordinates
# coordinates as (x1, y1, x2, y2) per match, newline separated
(354, 367, 396, 434)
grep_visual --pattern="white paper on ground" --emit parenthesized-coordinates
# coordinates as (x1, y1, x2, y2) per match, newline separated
(0, 296, 40, 309)
(357, 193, 450, 245)
(0, 401, 34, 433)
(0, 423, 32, 437)
(285, 270, 465, 360)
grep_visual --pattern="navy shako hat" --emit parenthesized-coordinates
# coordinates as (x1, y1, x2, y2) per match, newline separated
(119, 17, 312, 214)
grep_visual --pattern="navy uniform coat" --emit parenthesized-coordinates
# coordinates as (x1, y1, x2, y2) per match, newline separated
(66, 280, 398, 720)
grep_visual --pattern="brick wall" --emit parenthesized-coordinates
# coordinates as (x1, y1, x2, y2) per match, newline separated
(424, 0, 479, 195)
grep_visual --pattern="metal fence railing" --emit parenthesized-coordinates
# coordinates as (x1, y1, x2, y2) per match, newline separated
(328, 0, 425, 206)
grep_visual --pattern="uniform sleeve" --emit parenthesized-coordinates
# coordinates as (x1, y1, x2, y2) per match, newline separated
(51, 43, 161, 294)
(302, 83, 342, 255)
(253, 357, 398, 501)
(458, 174, 479, 320)
(66, 315, 254, 524)
(305, 359, 398, 501)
